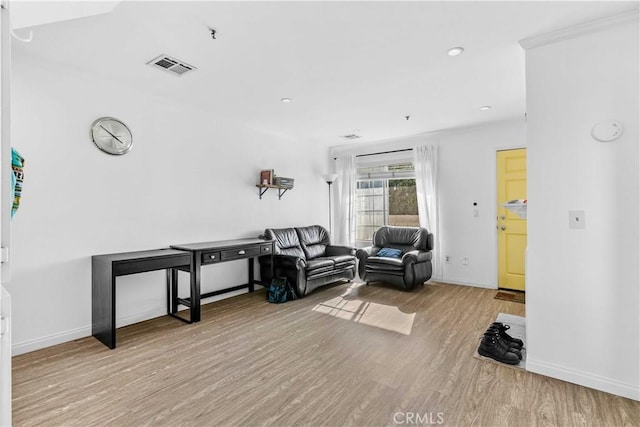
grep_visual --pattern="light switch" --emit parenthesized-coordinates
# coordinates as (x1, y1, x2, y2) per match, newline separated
(569, 210, 586, 229)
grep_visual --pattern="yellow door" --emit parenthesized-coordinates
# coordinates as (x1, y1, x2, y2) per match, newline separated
(497, 148, 527, 291)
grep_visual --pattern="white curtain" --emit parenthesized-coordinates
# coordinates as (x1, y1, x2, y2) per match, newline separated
(413, 145, 441, 279)
(334, 155, 357, 246)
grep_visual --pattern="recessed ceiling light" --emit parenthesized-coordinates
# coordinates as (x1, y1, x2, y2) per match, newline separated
(480, 105, 492, 111)
(280, 98, 292, 103)
(447, 47, 464, 57)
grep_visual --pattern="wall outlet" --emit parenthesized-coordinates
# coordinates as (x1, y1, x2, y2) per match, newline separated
(445, 255, 451, 263)
(462, 257, 469, 266)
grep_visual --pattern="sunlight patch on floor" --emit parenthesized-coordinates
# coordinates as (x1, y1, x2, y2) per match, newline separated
(312, 296, 415, 335)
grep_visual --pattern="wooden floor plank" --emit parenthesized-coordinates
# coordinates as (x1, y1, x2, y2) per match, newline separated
(12, 282, 640, 426)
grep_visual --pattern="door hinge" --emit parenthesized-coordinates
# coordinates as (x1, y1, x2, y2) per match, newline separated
(0, 247, 8, 263)
(0, 317, 7, 336)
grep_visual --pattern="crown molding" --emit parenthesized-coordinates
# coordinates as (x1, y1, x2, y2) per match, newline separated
(519, 9, 639, 50)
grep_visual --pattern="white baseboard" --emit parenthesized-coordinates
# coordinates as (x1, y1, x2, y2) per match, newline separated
(432, 277, 498, 289)
(116, 307, 168, 328)
(527, 358, 640, 401)
(11, 291, 251, 356)
(12, 325, 90, 356)
(12, 307, 168, 356)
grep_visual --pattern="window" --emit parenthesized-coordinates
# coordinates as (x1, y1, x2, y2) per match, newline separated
(355, 159, 419, 246)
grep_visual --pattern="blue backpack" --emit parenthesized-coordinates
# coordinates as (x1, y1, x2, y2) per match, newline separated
(268, 277, 297, 303)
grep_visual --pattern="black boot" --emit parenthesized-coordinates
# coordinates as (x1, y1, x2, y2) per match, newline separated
(483, 329, 522, 360)
(478, 332, 520, 365)
(487, 325, 523, 352)
(490, 322, 524, 349)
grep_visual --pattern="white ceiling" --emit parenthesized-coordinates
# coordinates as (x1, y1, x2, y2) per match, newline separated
(11, 1, 119, 30)
(12, 1, 639, 146)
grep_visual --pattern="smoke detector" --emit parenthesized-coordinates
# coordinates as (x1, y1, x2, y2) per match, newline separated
(147, 54, 197, 77)
(342, 134, 362, 140)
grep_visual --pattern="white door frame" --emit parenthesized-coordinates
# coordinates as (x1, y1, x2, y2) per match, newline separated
(0, 0, 12, 425)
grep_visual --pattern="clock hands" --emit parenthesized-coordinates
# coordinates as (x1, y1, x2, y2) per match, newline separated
(100, 125, 126, 145)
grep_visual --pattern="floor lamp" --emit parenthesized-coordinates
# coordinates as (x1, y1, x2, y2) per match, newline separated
(321, 173, 338, 235)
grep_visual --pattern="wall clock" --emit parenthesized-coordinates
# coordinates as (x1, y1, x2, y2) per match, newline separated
(90, 117, 133, 155)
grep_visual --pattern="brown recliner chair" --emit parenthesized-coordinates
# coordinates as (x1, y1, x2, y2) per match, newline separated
(356, 226, 433, 291)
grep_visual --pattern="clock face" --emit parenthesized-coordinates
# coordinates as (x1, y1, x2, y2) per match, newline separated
(90, 117, 133, 155)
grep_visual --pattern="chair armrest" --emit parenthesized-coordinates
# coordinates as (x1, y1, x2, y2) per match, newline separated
(274, 254, 306, 270)
(326, 245, 356, 256)
(426, 232, 434, 251)
(356, 246, 381, 277)
(402, 250, 432, 265)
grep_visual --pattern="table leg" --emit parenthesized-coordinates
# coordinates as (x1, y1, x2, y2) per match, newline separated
(167, 268, 179, 315)
(166, 269, 170, 315)
(191, 252, 201, 322)
(92, 258, 116, 349)
(270, 252, 274, 282)
(248, 258, 255, 292)
(172, 268, 179, 313)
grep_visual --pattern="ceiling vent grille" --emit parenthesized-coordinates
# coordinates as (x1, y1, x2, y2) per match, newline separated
(342, 134, 362, 140)
(147, 54, 197, 77)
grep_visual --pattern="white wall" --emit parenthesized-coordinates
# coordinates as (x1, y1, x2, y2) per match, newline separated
(524, 16, 639, 400)
(9, 52, 330, 354)
(437, 121, 526, 287)
(331, 118, 526, 288)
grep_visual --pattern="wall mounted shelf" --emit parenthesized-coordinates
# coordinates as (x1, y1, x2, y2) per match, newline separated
(256, 184, 291, 200)
(503, 200, 527, 219)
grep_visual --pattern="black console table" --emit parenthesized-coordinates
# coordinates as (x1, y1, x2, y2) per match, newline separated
(92, 248, 191, 349)
(169, 238, 274, 323)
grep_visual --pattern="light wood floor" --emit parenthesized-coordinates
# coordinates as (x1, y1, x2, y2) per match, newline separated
(12, 282, 640, 426)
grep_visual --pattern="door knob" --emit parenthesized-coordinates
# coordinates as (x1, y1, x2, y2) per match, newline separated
(500, 225, 506, 231)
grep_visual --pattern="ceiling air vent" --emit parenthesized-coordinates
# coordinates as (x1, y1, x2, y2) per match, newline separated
(147, 54, 197, 77)
(342, 134, 362, 140)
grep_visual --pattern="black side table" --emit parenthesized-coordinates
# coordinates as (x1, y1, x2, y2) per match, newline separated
(92, 248, 191, 349)
(169, 238, 274, 323)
